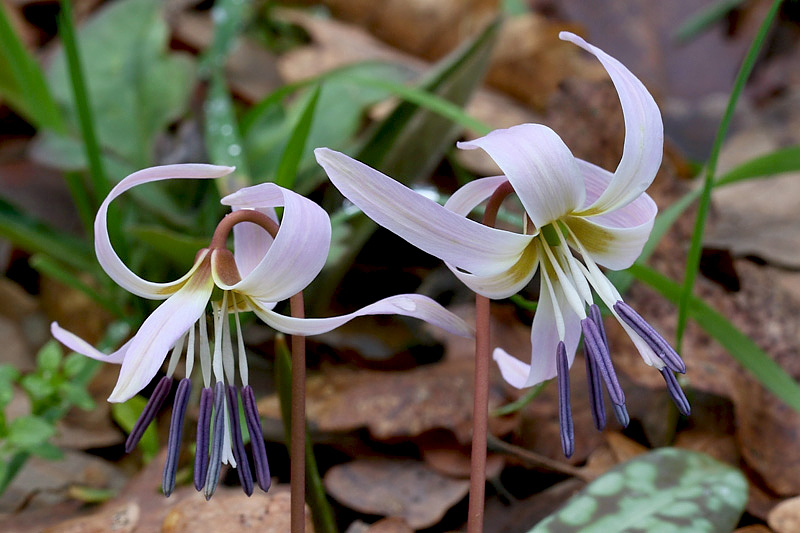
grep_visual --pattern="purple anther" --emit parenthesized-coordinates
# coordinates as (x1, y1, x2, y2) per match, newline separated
(660, 368, 691, 416)
(581, 318, 625, 406)
(614, 301, 686, 374)
(584, 347, 607, 431)
(242, 385, 271, 492)
(194, 386, 213, 492)
(226, 385, 254, 496)
(612, 403, 630, 427)
(204, 381, 226, 500)
(125, 376, 173, 454)
(589, 304, 609, 352)
(163, 378, 191, 497)
(556, 342, 574, 459)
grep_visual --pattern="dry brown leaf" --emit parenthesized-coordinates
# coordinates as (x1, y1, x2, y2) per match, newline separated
(43, 502, 139, 533)
(768, 496, 800, 533)
(324, 459, 469, 529)
(421, 447, 504, 480)
(734, 526, 772, 533)
(345, 517, 414, 533)
(161, 488, 311, 533)
(604, 431, 648, 463)
(674, 429, 740, 466)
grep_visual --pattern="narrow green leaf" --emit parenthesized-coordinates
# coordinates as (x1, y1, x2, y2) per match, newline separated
(674, 0, 745, 43)
(204, 72, 251, 196)
(0, 2, 64, 131)
(274, 336, 338, 533)
(274, 85, 322, 189)
(530, 448, 747, 532)
(676, 0, 784, 351)
(492, 382, 545, 416)
(127, 225, 209, 271)
(628, 263, 800, 412)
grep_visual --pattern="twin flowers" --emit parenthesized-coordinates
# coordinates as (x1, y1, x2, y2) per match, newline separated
(52, 32, 688, 498)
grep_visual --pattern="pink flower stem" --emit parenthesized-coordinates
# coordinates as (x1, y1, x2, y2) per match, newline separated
(290, 292, 306, 533)
(468, 181, 514, 533)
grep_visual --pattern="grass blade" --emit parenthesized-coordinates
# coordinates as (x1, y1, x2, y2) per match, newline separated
(674, 0, 745, 43)
(274, 84, 322, 189)
(675, 0, 783, 351)
(628, 263, 800, 413)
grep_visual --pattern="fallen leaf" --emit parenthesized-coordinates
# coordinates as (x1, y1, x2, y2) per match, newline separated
(734, 526, 772, 533)
(674, 429, 739, 466)
(421, 446, 504, 480)
(345, 517, 414, 533)
(768, 496, 800, 533)
(43, 502, 139, 533)
(324, 459, 469, 529)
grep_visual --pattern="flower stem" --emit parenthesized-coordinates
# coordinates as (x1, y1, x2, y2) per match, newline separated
(290, 292, 306, 533)
(468, 181, 513, 533)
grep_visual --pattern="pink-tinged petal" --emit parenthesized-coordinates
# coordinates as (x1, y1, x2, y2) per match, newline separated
(51, 322, 130, 364)
(566, 161, 657, 270)
(445, 242, 539, 299)
(494, 277, 582, 389)
(457, 124, 585, 228)
(316, 148, 533, 277)
(232, 207, 276, 278)
(443, 176, 512, 217)
(108, 260, 213, 402)
(250, 294, 473, 338)
(96, 164, 233, 299)
(561, 32, 663, 215)
(219, 183, 331, 301)
(492, 348, 532, 389)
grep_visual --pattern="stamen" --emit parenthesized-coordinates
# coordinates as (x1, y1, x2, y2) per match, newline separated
(166, 333, 187, 378)
(613, 302, 686, 374)
(540, 267, 565, 340)
(589, 304, 609, 352)
(125, 376, 173, 453)
(232, 297, 249, 387)
(554, 224, 593, 306)
(163, 378, 191, 496)
(185, 323, 196, 378)
(584, 346, 606, 431)
(660, 369, 691, 416)
(211, 300, 225, 383)
(204, 381, 226, 500)
(581, 318, 625, 406)
(199, 313, 212, 387)
(556, 342, 574, 458)
(194, 386, 213, 491)
(540, 240, 587, 319)
(612, 403, 631, 427)
(222, 296, 235, 386)
(226, 385, 254, 496)
(242, 385, 271, 492)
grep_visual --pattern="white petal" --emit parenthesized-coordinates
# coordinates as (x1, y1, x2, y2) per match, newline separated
(232, 207, 276, 278)
(457, 124, 585, 228)
(95, 164, 233, 299)
(218, 183, 331, 301)
(561, 32, 663, 214)
(316, 148, 533, 277)
(444, 243, 538, 299)
(566, 161, 657, 270)
(494, 277, 582, 389)
(443, 176, 512, 216)
(51, 322, 129, 364)
(108, 261, 214, 402)
(250, 294, 473, 338)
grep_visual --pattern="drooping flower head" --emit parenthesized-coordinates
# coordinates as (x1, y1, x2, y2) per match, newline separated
(316, 32, 689, 457)
(52, 165, 472, 497)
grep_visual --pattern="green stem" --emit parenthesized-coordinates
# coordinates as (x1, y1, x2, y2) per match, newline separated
(675, 0, 783, 351)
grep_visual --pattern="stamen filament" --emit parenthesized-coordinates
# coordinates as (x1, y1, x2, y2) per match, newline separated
(539, 260, 565, 340)
(540, 239, 587, 319)
(221, 293, 235, 386)
(199, 312, 212, 388)
(185, 323, 196, 378)
(232, 296, 249, 387)
(166, 333, 186, 378)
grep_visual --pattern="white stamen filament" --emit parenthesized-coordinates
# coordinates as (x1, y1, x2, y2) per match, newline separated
(539, 246, 565, 340)
(199, 309, 212, 387)
(221, 400, 237, 467)
(540, 238, 587, 319)
(554, 225, 593, 305)
(222, 293, 235, 386)
(211, 298, 225, 383)
(185, 323, 196, 378)
(232, 296, 249, 387)
(166, 332, 186, 377)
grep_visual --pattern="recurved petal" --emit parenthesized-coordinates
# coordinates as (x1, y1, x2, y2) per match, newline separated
(95, 164, 234, 300)
(494, 276, 582, 389)
(444, 241, 539, 299)
(232, 207, 276, 279)
(250, 294, 473, 338)
(457, 124, 585, 228)
(219, 184, 331, 301)
(561, 32, 663, 215)
(443, 175, 512, 216)
(108, 261, 214, 403)
(566, 161, 657, 270)
(51, 322, 130, 364)
(316, 148, 533, 277)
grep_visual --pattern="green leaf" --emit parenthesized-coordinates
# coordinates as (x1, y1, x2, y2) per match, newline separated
(45, 0, 195, 169)
(19, 374, 55, 402)
(7, 416, 56, 449)
(628, 263, 800, 412)
(112, 397, 158, 461)
(36, 341, 63, 374)
(204, 72, 251, 195)
(274, 84, 321, 189)
(58, 382, 96, 411)
(128, 225, 209, 271)
(674, 0, 745, 43)
(530, 448, 747, 532)
(29, 441, 64, 460)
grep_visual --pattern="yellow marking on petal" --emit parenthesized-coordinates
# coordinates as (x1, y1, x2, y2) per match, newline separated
(153, 249, 212, 296)
(565, 216, 613, 257)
